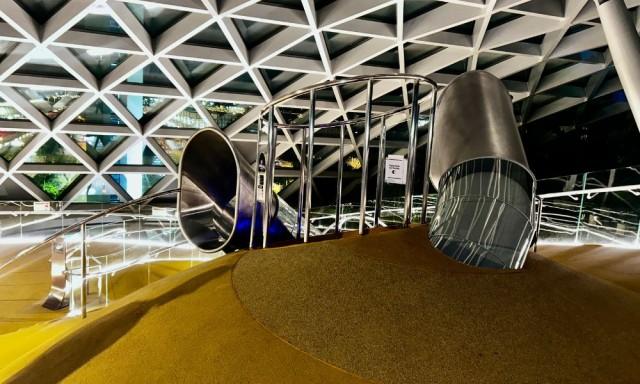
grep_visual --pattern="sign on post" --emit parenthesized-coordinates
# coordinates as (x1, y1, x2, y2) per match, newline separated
(33, 202, 51, 212)
(384, 154, 407, 185)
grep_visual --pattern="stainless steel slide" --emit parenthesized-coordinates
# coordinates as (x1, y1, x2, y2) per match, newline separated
(178, 128, 299, 252)
(428, 71, 536, 269)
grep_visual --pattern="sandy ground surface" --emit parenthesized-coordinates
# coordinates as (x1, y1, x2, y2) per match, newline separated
(3, 252, 369, 384)
(233, 227, 640, 384)
(2, 227, 640, 383)
(538, 244, 640, 293)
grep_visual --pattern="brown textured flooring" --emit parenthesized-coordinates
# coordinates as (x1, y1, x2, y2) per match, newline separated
(4, 252, 370, 384)
(538, 244, 640, 294)
(233, 226, 640, 384)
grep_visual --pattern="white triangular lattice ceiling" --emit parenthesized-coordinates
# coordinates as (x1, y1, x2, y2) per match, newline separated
(0, 0, 632, 202)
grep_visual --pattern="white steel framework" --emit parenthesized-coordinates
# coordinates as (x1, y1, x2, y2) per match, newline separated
(0, 0, 634, 202)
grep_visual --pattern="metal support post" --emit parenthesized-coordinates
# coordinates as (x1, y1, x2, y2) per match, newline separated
(404, 80, 420, 227)
(594, 0, 640, 128)
(421, 87, 437, 224)
(304, 90, 316, 242)
(297, 127, 307, 239)
(262, 107, 276, 248)
(249, 117, 262, 249)
(80, 223, 87, 319)
(534, 197, 543, 252)
(359, 80, 373, 235)
(335, 125, 344, 234)
(374, 115, 386, 227)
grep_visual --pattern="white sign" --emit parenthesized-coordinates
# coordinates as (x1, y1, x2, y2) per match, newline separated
(256, 172, 266, 202)
(33, 202, 51, 212)
(384, 154, 407, 185)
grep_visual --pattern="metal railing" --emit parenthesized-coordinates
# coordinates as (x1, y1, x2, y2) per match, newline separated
(251, 74, 438, 248)
(4, 189, 218, 318)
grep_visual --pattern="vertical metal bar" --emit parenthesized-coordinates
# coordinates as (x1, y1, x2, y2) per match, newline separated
(297, 126, 307, 239)
(335, 124, 344, 234)
(374, 115, 386, 227)
(80, 223, 87, 319)
(534, 197, 543, 253)
(262, 107, 276, 248)
(404, 80, 420, 227)
(359, 79, 373, 235)
(635, 217, 640, 246)
(249, 115, 262, 249)
(575, 173, 587, 243)
(421, 86, 437, 224)
(304, 90, 316, 242)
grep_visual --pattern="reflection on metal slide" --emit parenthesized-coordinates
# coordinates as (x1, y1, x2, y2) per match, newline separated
(178, 128, 302, 252)
(428, 71, 537, 269)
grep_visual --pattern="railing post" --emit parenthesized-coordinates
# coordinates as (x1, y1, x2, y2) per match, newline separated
(304, 90, 316, 242)
(359, 79, 373, 235)
(297, 126, 307, 239)
(404, 80, 420, 227)
(421, 86, 437, 224)
(534, 197, 543, 253)
(249, 116, 262, 249)
(262, 106, 276, 248)
(335, 124, 344, 234)
(80, 223, 87, 319)
(374, 115, 386, 227)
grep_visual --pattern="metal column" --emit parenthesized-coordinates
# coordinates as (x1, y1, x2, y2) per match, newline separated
(374, 116, 386, 227)
(595, 0, 640, 128)
(335, 125, 344, 234)
(359, 80, 373, 235)
(262, 107, 276, 248)
(304, 90, 316, 242)
(403, 80, 420, 227)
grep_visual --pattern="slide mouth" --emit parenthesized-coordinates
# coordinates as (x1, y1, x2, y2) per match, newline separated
(178, 129, 239, 253)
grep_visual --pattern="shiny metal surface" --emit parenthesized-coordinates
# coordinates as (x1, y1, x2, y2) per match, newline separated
(39, 188, 179, 310)
(403, 80, 421, 225)
(421, 89, 438, 223)
(304, 91, 316, 243)
(178, 128, 298, 252)
(429, 71, 529, 190)
(374, 115, 387, 226)
(359, 80, 373, 235)
(427, 71, 535, 269)
(335, 125, 344, 233)
(595, 0, 640, 127)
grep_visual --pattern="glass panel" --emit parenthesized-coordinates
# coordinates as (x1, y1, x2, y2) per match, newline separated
(172, 59, 221, 86)
(16, 89, 82, 120)
(126, 3, 188, 37)
(115, 94, 170, 122)
(74, 100, 125, 125)
(186, 23, 231, 49)
(72, 13, 127, 35)
(16, 0, 67, 23)
(27, 173, 81, 200)
(110, 173, 163, 199)
(70, 134, 125, 162)
(70, 48, 130, 78)
(26, 138, 80, 164)
(125, 63, 173, 87)
(0, 131, 35, 161)
(71, 177, 122, 203)
(116, 145, 162, 166)
(200, 101, 252, 129)
(154, 137, 188, 165)
(217, 73, 260, 95)
(164, 106, 207, 129)
(233, 19, 285, 49)
(0, 98, 28, 121)
(15, 46, 74, 78)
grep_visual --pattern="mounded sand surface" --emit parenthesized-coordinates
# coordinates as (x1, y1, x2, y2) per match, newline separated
(233, 226, 640, 383)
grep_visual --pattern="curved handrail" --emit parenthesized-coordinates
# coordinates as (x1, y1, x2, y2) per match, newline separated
(260, 73, 439, 114)
(8, 188, 180, 267)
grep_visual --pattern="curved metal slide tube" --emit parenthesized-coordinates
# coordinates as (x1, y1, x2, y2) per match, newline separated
(428, 71, 536, 269)
(178, 128, 300, 253)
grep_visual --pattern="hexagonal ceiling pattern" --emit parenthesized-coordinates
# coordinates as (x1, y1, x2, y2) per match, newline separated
(0, 0, 632, 202)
